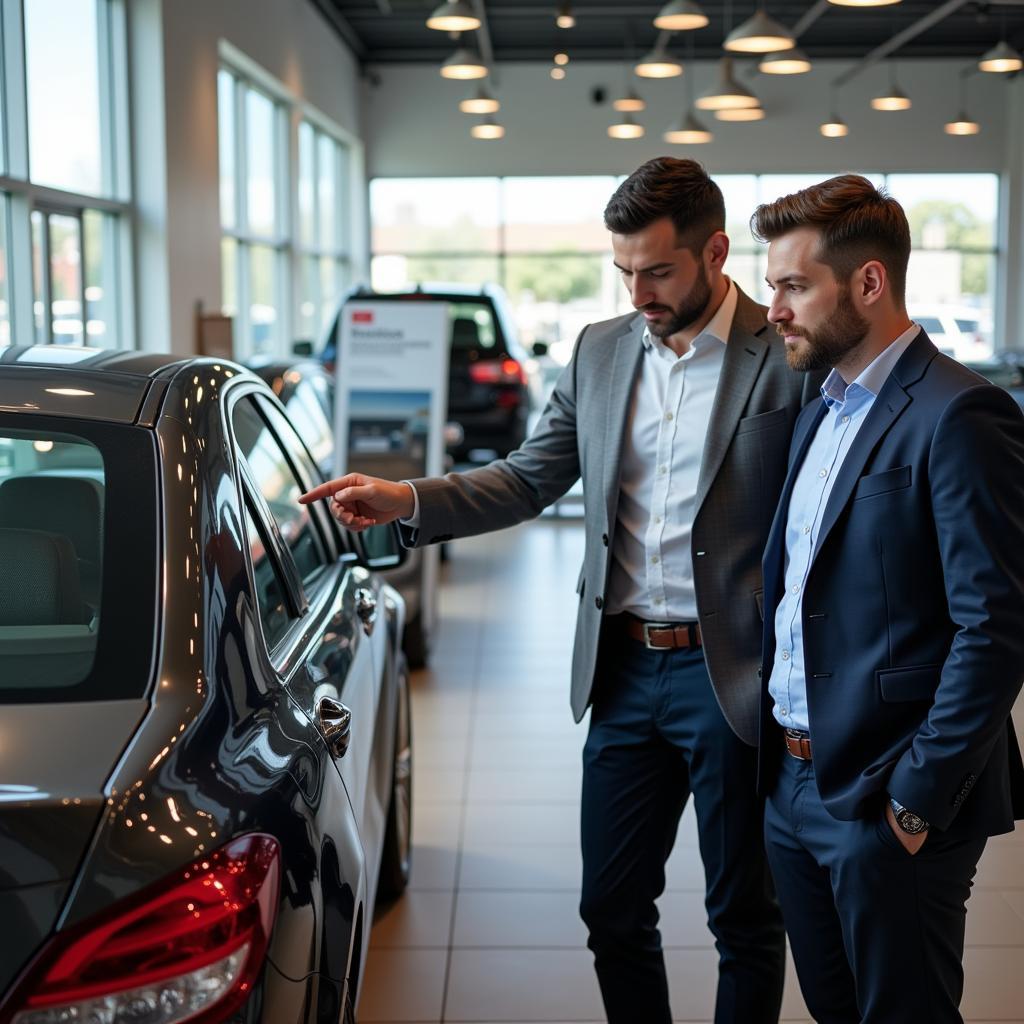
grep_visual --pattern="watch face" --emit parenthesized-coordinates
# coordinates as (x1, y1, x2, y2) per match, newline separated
(898, 810, 927, 835)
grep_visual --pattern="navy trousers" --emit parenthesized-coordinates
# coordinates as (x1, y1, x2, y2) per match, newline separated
(580, 632, 785, 1024)
(764, 751, 988, 1024)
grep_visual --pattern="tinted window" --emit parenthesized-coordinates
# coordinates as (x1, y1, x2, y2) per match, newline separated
(917, 317, 944, 335)
(955, 319, 978, 333)
(0, 418, 157, 704)
(278, 378, 333, 476)
(232, 397, 327, 589)
(449, 302, 497, 350)
(241, 494, 293, 651)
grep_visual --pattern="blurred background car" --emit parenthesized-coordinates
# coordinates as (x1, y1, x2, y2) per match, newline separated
(911, 304, 994, 362)
(0, 346, 412, 1024)
(250, 355, 435, 667)
(319, 282, 543, 463)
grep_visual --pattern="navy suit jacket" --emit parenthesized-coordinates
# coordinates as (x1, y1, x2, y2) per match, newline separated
(758, 330, 1024, 838)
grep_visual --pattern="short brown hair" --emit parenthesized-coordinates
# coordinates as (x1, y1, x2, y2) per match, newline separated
(750, 174, 911, 304)
(604, 157, 725, 254)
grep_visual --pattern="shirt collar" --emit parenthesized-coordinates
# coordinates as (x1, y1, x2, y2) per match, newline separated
(820, 323, 921, 409)
(641, 277, 737, 352)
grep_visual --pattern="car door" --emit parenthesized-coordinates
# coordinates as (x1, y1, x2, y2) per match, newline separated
(229, 390, 385, 848)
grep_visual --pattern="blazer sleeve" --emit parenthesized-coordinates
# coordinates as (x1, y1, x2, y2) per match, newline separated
(398, 326, 586, 547)
(887, 383, 1024, 830)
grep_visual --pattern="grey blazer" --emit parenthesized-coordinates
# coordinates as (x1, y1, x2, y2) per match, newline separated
(400, 287, 820, 744)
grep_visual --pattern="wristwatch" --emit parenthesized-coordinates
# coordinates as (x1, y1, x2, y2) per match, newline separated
(889, 797, 929, 835)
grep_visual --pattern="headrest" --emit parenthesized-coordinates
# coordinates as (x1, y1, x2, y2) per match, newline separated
(0, 527, 87, 625)
(0, 476, 104, 564)
(451, 317, 481, 348)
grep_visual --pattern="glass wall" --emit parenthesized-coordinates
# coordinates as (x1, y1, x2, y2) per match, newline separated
(371, 172, 1001, 366)
(1, 0, 132, 349)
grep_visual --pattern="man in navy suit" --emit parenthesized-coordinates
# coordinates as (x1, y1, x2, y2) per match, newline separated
(752, 175, 1024, 1024)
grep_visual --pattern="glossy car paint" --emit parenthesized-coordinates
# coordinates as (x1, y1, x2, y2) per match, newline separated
(0, 349, 406, 1022)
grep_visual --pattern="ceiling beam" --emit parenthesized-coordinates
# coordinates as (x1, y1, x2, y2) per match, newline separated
(310, 0, 367, 60)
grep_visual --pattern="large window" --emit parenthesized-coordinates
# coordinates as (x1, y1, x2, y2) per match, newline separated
(371, 172, 1001, 365)
(218, 61, 357, 358)
(0, 0, 132, 350)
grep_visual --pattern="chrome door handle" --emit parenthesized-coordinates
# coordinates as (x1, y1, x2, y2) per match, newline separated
(317, 696, 353, 759)
(355, 587, 378, 634)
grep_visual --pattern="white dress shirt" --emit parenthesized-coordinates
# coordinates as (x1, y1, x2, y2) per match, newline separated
(607, 280, 736, 621)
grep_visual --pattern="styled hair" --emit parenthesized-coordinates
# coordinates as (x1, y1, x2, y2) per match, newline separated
(604, 157, 725, 254)
(750, 174, 911, 304)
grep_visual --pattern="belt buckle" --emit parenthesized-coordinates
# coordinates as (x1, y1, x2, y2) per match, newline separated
(641, 621, 671, 649)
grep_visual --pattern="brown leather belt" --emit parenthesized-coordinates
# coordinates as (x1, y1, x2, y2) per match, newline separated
(783, 728, 812, 761)
(620, 614, 703, 651)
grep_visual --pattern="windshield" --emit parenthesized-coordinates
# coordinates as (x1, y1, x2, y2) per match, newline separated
(0, 416, 157, 703)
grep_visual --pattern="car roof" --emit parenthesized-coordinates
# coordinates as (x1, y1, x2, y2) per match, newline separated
(0, 346, 249, 424)
(348, 282, 498, 301)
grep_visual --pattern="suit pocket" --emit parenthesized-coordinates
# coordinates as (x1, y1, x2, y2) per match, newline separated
(853, 464, 912, 500)
(735, 405, 788, 437)
(877, 663, 941, 702)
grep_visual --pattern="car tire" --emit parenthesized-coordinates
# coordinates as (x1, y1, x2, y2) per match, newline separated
(377, 657, 412, 903)
(402, 610, 430, 669)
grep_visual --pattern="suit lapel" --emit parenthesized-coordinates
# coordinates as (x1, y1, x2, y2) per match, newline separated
(603, 316, 645, 523)
(695, 290, 770, 514)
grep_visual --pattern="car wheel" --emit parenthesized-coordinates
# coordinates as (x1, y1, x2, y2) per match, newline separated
(402, 610, 429, 669)
(376, 658, 412, 902)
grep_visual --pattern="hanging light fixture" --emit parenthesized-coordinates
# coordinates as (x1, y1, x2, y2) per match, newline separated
(724, 7, 795, 53)
(759, 47, 812, 74)
(664, 110, 713, 143)
(554, 51, 570, 65)
(820, 85, 849, 136)
(944, 73, 980, 135)
(827, 0, 902, 6)
(653, 0, 709, 31)
(608, 113, 645, 139)
(871, 66, 912, 110)
(635, 40, 684, 78)
(978, 39, 1024, 73)
(459, 83, 500, 114)
(471, 116, 505, 139)
(696, 57, 760, 110)
(441, 44, 488, 79)
(426, 0, 481, 32)
(716, 105, 766, 121)
(556, 2, 576, 29)
(613, 88, 646, 112)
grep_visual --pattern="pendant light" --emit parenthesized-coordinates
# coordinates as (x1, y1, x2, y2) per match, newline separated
(716, 105, 766, 121)
(471, 116, 505, 139)
(459, 83, 500, 114)
(608, 113, 645, 139)
(724, 7, 795, 54)
(871, 64, 911, 110)
(820, 86, 849, 137)
(426, 1, 481, 32)
(978, 40, 1024, 73)
(653, 0, 709, 31)
(759, 47, 812, 74)
(664, 64, 712, 144)
(635, 40, 684, 78)
(613, 88, 646, 113)
(696, 57, 760, 110)
(944, 74, 980, 135)
(827, 0, 902, 6)
(441, 45, 488, 80)
(556, 3, 576, 29)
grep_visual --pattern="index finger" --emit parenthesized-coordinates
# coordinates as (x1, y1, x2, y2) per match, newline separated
(299, 474, 359, 504)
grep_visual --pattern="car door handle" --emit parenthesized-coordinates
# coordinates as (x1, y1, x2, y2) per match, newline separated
(355, 587, 377, 634)
(317, 696, 353, 759)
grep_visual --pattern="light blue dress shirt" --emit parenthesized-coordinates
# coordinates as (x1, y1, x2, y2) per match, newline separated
(769, 325, 921, 732)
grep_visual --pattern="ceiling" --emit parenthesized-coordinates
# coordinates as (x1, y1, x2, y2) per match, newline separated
(315, 1, 1024, 67)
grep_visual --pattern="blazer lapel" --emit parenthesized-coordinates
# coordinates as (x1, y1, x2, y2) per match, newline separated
(695, 289, 770, 514)
(603, 316, 645, 524)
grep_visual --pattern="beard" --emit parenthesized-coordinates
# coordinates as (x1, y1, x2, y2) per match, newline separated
(643, 262, 713, 339)
(780, 287, 870, 372)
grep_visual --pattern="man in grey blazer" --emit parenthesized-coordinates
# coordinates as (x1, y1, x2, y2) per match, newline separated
(302, 158, 819, 1024)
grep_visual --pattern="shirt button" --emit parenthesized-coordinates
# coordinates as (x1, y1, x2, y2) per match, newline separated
(655, 596, 664, 604)
(791, 584, 800, 594)
(842, 415, 850, 424)
(651, 555, 660, 565)
(780, 706, 788, 717)
(654, 515, 662, 524)
(781, 650, 790, 661)
(659, 465, 667, 475)
(819, 468, 828, 478)
(803, 525, 810, 535)
(665, 412, 674, 421)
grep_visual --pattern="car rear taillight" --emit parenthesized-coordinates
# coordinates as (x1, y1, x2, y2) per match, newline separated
(0, 834, 280, 1024)
(468, 358, 526, 386)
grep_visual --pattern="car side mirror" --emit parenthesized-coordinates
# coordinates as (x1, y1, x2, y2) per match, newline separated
(358, 522, 408, 571)
(532, 341, 549, 357)
(292, 339, 314, 356)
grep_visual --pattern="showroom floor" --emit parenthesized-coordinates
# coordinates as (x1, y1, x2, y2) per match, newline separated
(357, 518, 1024, 1024)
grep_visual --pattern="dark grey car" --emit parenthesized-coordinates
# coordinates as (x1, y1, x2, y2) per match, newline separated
(0, 346, 412, 1024)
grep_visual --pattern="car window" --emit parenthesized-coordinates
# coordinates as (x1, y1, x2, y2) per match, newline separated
(241, 492, 294, 651)
(449, 302, 497, 351)
(916, 316, 945, 335)
(231, 397, 328, 590)
(954, 319, 978, 334)
(274, 379, 334, 479)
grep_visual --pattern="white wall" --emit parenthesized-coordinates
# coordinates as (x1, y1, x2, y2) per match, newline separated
(132, 0, 363, 354)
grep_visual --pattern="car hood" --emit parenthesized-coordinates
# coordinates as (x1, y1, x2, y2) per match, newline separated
(0, 699, 147, 994)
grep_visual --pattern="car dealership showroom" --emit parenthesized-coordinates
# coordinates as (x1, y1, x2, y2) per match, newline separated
(3, 1, 1024, 1022)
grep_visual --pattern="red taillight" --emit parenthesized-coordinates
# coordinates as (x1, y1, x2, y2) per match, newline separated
(1, 834, 280, 1024)
(468, 358, 526, 386)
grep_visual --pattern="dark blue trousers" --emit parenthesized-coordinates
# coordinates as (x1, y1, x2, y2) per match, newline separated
(765, 751, 988, 1024)
(580, 634, 785, 1024)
